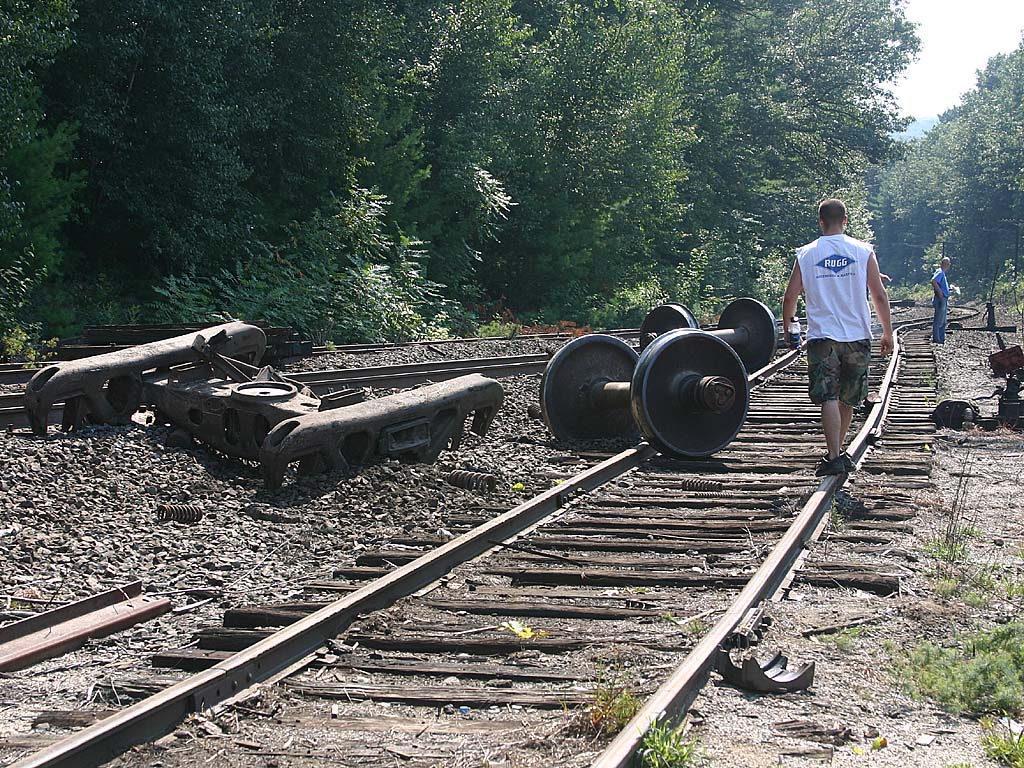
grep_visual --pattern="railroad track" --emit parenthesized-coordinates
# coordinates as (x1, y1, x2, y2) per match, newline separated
(307, 328, 642, 356)
(0, 302, 927, 389)
(0, 306, 924, 428)
(0, 314, 944, 768)
(0, 330, 641, 386)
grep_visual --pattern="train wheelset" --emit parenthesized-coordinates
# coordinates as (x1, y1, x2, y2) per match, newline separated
(541, 298, 777, 458)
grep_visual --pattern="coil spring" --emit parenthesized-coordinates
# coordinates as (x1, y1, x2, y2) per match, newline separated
(156, 503, 204, 523)
(675, 478, 723, 493)
(446, 470, 498, 494)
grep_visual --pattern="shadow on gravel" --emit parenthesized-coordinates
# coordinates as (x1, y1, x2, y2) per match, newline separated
(137, 423, 352, 509)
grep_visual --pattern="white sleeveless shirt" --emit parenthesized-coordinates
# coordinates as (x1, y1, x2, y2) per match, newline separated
(795, 234, 873, 342)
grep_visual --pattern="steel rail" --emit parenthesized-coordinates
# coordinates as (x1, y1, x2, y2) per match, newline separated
(289, 352, 550, 382)
(590, 323, 918, 768)
(0, 367, 43, 386)
(303, 358, 550, 392)
(30, 328, 639, 361)
(309, 327, 641, 355)
(304, 344, 801, 390)
(0, 333, 622, 384)
(10, 350, 800, 768)
(0, 354, 554, 399)
(0, 582, 170, 672)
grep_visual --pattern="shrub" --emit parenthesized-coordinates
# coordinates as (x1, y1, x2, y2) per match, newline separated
(636, 719, 703, 767)
(983, 720, 1024, 767)
(0, 259, 37, 339)
(993, 267, 1024, 344)
(586, 270, 669, 329)
(153, 189, 464, 344)
(477, 318, 521, 338)
(0, 258, 60, 362)
(578, 665, 641, 735)
(902, 622, 1024, 717)
(0, 325, 56, 363)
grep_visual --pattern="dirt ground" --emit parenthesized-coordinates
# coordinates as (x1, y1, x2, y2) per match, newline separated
(693, 303, 1024, 768)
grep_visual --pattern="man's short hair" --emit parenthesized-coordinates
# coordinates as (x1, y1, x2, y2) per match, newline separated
(818, 198, 847, 226)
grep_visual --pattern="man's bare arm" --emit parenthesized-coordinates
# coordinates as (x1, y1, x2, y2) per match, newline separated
(867, 252, 893, 355)
(782, 260, 802, 336)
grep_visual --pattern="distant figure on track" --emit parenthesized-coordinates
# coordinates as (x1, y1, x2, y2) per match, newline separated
(782, 198, 894, 477)
(930, 257, 951, 344)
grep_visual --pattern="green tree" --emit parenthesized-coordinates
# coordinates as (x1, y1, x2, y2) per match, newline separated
(44, 0, 264, 274)
(871, 42, 1024, 294)
(7, 0, 924, 336)
(677, 0, 917, 304)
(0, 1, 75, 272)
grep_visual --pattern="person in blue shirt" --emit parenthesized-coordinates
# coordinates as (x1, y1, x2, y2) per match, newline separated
(930, 258, 951, 343)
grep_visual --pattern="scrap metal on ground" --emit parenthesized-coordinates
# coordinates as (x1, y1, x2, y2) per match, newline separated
(22, 323, 504, 487)
(931, 339, 1024, 430)
(988, 342, 1024, 428)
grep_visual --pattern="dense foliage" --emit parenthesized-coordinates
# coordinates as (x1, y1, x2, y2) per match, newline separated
(1, 0, 917, 343)
(870, 40, 1024, 296)
(0, 0, 77, 340)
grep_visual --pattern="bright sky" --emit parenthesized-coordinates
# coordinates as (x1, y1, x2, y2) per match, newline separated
(891, 0, 1024, 119)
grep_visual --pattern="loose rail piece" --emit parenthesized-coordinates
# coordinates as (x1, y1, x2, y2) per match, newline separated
(0, 582, 170, 672)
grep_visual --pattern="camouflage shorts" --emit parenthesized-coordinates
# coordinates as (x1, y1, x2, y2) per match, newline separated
(806, 338, 871, 406)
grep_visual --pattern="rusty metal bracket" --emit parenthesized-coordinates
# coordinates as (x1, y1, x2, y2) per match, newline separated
(715, 649, 815, 693)
(23, 323, 266, 434)
(724, 603, 771, 650)
(146, 366, 324, 464)
(990, 345, 1024, 377)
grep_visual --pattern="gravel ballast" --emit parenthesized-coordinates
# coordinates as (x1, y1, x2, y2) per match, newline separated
(0, 353, 581, 762)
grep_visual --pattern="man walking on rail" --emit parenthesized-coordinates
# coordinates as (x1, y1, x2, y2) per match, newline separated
(930, 257, 951, 343)
(782, 199, 894, 477)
